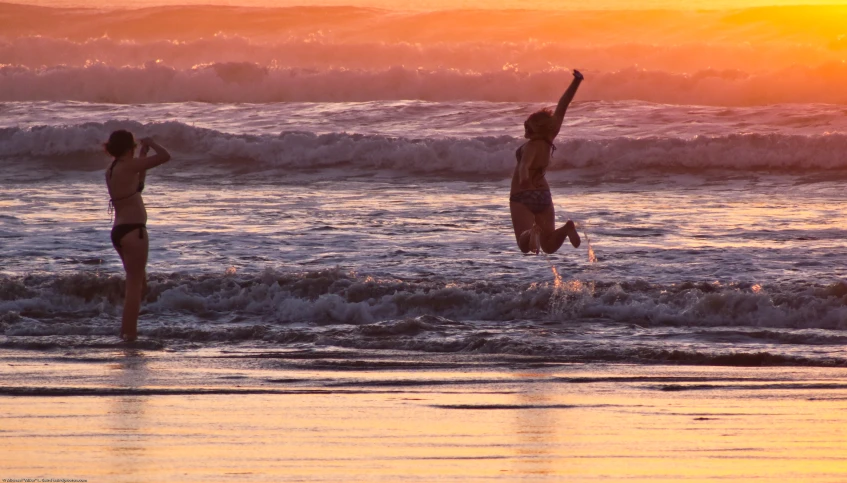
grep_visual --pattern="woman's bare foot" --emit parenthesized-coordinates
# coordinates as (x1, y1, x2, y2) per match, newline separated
(565, 220, 581, 248)
(120, 326, 138, 342)
(529, 224, 542, 254)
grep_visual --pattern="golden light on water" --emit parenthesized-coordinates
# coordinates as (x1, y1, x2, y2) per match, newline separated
(4, 361, 847, 481)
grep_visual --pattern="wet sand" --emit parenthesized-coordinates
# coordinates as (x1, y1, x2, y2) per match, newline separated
(2, 348, 847, 482)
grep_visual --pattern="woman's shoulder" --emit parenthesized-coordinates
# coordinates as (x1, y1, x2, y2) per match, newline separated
(111, 158, 145, 174)
(108, 161, 141, 183)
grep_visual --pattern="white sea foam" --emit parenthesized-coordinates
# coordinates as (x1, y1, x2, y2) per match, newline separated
(3, 271, 847, 334)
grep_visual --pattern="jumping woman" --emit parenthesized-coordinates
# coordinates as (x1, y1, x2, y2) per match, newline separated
(104, 130, 171, 341)
(510, 70, 583, 254)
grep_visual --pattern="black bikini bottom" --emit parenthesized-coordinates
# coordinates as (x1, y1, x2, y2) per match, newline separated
(510, 189, 553, 215)
(111, 223, 146, 251)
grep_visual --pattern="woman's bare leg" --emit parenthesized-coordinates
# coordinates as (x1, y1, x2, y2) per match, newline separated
(537, 205, 581, 254)
(510, 202, 538, 253)
(116, 228, 148, 341)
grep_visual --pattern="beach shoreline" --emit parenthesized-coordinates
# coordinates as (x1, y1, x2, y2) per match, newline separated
(3, 347, 847, 482)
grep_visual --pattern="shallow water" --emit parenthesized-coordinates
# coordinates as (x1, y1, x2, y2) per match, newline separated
(3, 349, 847, 482)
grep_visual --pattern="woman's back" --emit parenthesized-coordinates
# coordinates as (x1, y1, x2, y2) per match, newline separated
(107, 159, 147, 225)
(510, 139, 552, 194)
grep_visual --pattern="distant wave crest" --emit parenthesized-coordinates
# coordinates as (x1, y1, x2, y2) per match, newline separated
(2, 63, 847, 105)
(0, 35, 838, 75)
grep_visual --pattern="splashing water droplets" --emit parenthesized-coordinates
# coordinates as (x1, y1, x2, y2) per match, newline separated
(575, 221, 597, 264)
(586, 234, 597, 263)
(548, 262, 567, 317)
(545, 256, 595, 319)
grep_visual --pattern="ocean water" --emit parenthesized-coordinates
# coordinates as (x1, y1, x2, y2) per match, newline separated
(3, 2, 847, 367)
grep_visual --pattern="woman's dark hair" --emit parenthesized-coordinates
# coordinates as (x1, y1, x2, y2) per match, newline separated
(104, 130, 136, 158)
(524, 108, 556, 139)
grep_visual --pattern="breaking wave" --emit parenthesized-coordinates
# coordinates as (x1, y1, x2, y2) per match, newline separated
(3, 269, 847, 330)
(5, 269, 847, 366)
(5, 120, 847, 174)
(4, 3, 847, 106)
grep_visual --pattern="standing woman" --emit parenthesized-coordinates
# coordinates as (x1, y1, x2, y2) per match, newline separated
(510, 70, 584, 254)
(104, 130, 171, 341)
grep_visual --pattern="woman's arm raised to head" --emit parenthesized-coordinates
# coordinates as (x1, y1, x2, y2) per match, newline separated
(551, 70, 584, 139)
(138, 143, 149, 186)
(127, 137, 171, 172)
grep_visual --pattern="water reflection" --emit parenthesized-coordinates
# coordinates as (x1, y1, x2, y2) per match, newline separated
(510, 372, 559, 477)
(107, 348, 150, 478)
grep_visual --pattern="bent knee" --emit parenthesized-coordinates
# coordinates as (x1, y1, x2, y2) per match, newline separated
(541, 239, 560, 254)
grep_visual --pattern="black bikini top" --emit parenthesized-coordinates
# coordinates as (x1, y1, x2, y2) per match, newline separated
(516, 139, 556, 163)
(106, 158, 144, 215)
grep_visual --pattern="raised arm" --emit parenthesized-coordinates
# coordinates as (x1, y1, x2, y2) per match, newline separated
(127, 137, 171, 172)
(138, 143, 149, 186)
(551, 70, 584, 138)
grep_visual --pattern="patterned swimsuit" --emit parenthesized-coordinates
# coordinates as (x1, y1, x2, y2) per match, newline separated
(509, 141, 555, 214)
